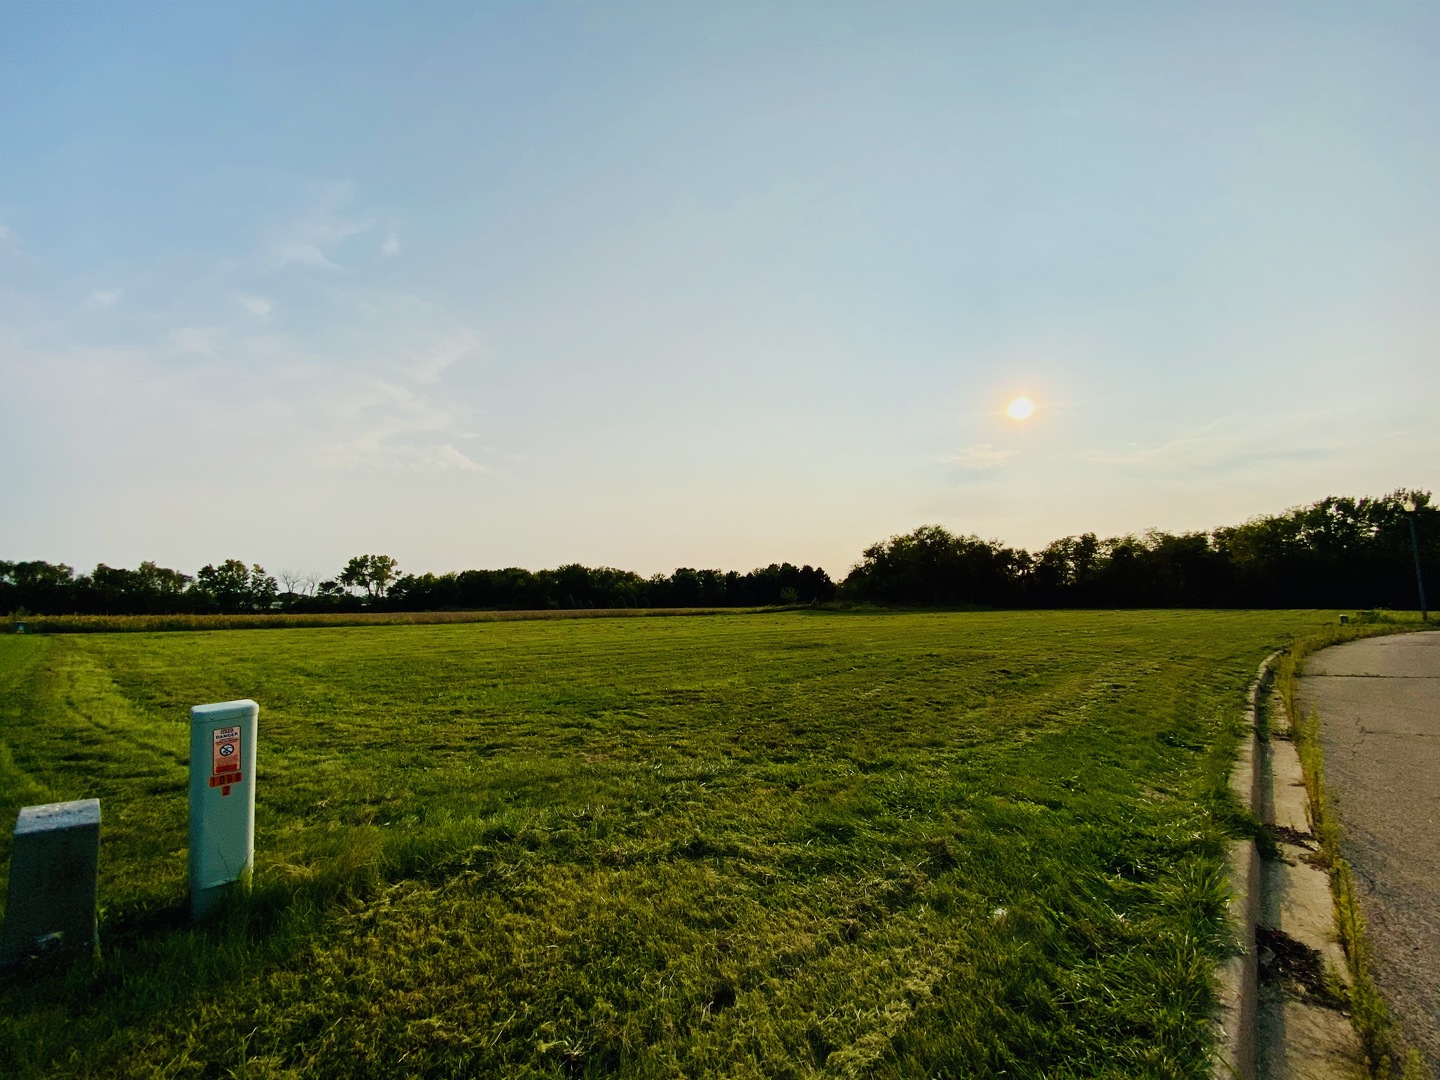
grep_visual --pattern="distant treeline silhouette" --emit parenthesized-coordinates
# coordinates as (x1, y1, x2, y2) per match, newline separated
(846, 490, 1434, 609)
(2, 491, 1433, 616)
(0, 556, 837, 616)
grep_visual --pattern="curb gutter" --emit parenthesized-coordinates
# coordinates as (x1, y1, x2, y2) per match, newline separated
(1213, 655, 1272, 1080)
(1213, 653, 1365, 1079)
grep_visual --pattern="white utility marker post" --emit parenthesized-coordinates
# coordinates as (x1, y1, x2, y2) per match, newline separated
(188, 699, 257, 919)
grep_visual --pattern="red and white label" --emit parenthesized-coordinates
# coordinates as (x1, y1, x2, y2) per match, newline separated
(211, 726, 242, 786)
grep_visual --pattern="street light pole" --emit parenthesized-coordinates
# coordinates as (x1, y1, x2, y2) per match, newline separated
(1403, 499, 1428, 622)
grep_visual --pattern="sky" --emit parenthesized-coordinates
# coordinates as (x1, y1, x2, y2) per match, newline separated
(2, 2, 1438, 581)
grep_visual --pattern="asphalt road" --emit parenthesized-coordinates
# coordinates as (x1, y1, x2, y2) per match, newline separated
(1299, 630, 1440, 1073)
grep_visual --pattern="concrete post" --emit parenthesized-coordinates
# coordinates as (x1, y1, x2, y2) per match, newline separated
(1, 799, 101, 965)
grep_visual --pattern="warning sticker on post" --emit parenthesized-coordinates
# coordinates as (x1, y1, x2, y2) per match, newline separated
(210, 726, 243, 787)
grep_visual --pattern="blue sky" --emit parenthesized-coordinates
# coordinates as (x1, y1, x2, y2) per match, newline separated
(3, 2, 1437, 580)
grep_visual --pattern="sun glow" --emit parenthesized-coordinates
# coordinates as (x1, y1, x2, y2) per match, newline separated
(1006, 395, 1035, 421)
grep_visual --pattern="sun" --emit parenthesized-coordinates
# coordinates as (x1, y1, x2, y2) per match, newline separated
(1006, 395, 1035, 421)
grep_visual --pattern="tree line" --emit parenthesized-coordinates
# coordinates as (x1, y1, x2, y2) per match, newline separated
(845, 490, 1435, 609)
(0, 554, 836, 616)
(2, 491, 1433, 616)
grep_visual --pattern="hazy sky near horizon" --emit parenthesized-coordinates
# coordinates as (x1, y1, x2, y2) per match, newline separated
(3, 2, 1438, 580)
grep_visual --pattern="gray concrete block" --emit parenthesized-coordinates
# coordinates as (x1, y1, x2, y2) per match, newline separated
(1, 799, 101, 965)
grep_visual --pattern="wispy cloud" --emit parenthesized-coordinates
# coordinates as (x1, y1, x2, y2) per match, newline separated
(2, 180, 493, 493)
(382, 232, 400, 258)
(393, 328, 475, 384)
(320, 436, 485, 473)
(267, 180, 371, 271)
(233, 291, 272, 320)
(277, 242, 341, 270)
(1078, 408, 1361, 475)
(941, 443, 1019, 470)
(167, 326, 223, 356)
(315, 375, 488, 473)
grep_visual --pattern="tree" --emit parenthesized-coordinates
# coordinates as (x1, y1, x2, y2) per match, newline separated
(84, 561, 192, 614)
(195, 560, 278, 613)
(277, 568, 305, 598)
(367, 555, 399, 598)
(0, 560, 77, 613)
(340, 555, 401, 601)
(338, 557, 368, 597)
(134, 560, 191, 599)
(843, 525, 1023, 606)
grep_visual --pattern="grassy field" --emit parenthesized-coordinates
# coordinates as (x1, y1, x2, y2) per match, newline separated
(0, 609, 1336, 1078)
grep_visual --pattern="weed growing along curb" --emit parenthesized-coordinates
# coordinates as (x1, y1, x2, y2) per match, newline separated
(1276, 614, 1434, 1080)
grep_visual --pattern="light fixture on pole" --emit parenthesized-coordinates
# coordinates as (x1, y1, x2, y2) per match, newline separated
(1402, 498, 1428, 622)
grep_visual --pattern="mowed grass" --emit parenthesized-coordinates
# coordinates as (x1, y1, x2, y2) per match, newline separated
(0, 609, 1331, 1078)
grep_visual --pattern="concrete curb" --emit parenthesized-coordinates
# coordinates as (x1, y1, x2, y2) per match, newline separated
(1212, 654, 1278, 1080)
